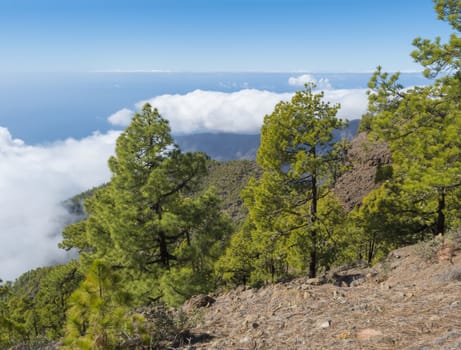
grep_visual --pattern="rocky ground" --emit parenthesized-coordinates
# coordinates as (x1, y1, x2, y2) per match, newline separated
(180, 234, 461, 349)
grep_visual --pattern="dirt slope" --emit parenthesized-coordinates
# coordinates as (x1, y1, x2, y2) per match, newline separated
(182, 235, 461, 349)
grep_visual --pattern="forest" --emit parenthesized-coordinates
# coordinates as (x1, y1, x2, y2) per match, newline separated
(1, 1, 460, 348)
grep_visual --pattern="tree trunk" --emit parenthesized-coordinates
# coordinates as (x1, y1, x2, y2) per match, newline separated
(159, 231, 170, 268)
(309, 248, 317, 278)
(309, 164, 318, 278)
(435, 189, 446, 235)
(367, 238, 375, 265)
(156, 205, 170, 268)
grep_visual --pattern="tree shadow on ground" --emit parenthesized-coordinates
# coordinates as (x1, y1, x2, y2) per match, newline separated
(172, 330, 215, 348)
(331, 273, 365, 287)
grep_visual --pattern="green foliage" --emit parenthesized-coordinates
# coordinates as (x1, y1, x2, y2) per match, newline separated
(63, 260, 133, 349)
(215, 227, 256, 287)
(435, 0, 461, 30)
(412, 0, 461, 77)
(0, 279, 21, 348)
(160, 189, 233, 305)
(59, 221, 89, 252)
(0, 263, 83, 348)
(374, 164, 393, 183)
(357, 113, 374, 132)
(350, 183, 433, 264)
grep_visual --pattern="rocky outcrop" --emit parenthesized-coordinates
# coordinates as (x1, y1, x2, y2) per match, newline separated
(334, 132, 392, 212)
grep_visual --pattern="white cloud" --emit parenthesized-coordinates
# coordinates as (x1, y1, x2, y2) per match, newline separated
(323, 89, 368, 120)
(136, 89, 294, 133)
(317, 78, 333, 90)
(288, 74, 332, 90)
(288, 74, 317, 86)
(107, 108, 134, 126)
(0, 127, 24, 148)
(115, 88, 367, 133)
(0, 129, 120, 281)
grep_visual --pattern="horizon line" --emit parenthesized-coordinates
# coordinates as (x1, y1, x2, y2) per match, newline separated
(89, 69, 424, 74)
(0, 69, 425, 75)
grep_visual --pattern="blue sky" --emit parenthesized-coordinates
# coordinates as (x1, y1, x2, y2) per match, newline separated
(0, 0, 453, 73)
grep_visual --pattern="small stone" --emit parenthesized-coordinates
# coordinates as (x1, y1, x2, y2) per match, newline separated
(240, 336, 251, 344)
(315, 320, 331, 329)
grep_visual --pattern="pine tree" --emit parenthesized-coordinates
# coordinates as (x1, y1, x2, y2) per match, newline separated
(106, 104, 211, 271)
(61, 104, 232, 345)
(367, 69, 461, 237)
(231, 85, 348, 281)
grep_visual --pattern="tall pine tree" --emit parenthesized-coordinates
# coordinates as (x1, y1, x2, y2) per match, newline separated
(221, 85, 347, 281)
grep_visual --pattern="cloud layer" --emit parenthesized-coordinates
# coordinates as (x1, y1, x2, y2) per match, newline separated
(0, 128, 119, 281)
(108, 88, 367, 133)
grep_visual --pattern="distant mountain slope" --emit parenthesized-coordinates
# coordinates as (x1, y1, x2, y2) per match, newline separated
(175, 133, 260, 161)
(198, 160, 261, 226)
(64, 160, 261, 228)
(175, 119, 360, 161)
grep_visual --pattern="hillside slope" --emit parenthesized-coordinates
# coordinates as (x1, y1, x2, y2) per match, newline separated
(197, 160, 261, 226)
(64, 160, 260, 229)
(181, 234, 461, 349)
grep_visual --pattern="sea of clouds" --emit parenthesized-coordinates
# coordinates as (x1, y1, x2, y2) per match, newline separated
(0, 75, 368, 281)
(0, 129, 119, 281)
